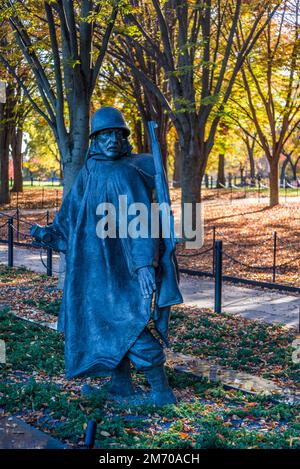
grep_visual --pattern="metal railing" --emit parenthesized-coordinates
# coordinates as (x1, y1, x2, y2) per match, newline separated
(0, 210, 63, 276)
(177, 226, 300, 293)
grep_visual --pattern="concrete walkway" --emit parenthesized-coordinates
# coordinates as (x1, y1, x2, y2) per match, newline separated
(181, 273, 299, 328)
(0, 244, 299, 328)
(0, 415, 66, 449)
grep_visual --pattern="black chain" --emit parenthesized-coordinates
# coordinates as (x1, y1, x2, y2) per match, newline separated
(176, 246, 214, 257)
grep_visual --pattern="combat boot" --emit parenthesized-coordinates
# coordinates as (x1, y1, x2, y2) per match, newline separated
(143, 364, 177, 406)
(109, 356, 135, 397)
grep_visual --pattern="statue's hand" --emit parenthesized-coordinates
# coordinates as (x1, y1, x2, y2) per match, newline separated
(137, 266, 156, 299)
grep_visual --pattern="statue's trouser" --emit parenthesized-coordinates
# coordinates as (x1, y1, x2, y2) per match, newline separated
(126, 326, 166, 370)
(111, 326, 177, 405)
(117, 327, 177, 406)
(125, 327, 177, 406)
(109, 326, 165, 397)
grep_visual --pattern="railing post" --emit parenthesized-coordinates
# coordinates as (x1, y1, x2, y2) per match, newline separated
(214, 240, 222, 313)
(212, 226, 216, 275)
(47, 247, 53, 277)
(8, 217, 13, 267)
(84, 420, 97, 449)
(16, 207, 20, 242)
(273, 231, 277, 283)
(285, 180, 287, 202)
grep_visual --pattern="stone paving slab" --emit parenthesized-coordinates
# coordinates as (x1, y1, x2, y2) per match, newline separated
(0, 415, 67, 449)
(0, 244, 60, 275)
(1, 244, 299, 328)
(166, 351, 300, 405)
(180, 274, 299, 328)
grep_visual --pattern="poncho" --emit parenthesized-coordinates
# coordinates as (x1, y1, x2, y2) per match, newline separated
(50, 152, 181, 379)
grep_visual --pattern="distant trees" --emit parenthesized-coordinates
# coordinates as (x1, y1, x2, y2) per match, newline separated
(1, 0, 299, 212)
(23, 116, 61, 179)
(235, 0, 300, 206)
(110, 0, 279, 223)
(0, 0, 119, 195)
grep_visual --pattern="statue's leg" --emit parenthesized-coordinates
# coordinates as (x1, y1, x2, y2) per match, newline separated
(143, 364, 177, 406)
(81, 357, 134, 397)
(127, 328, 177, 407)
(109, 355, 134, 397)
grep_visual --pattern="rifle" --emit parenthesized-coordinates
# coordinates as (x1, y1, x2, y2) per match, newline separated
(147, 121, 183, 307)
(30, 223, 67, 253)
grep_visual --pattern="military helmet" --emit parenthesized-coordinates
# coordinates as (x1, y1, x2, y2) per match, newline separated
(89, 106, 130, 138)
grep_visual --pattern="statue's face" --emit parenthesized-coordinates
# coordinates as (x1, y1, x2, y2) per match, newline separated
(93, 128, 124, 159)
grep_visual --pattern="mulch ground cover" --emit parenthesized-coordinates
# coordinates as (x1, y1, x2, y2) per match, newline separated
(0, 266, 299, 449)
(175, 200, 300, 287)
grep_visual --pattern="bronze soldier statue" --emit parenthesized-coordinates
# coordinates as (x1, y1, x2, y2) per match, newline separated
(31, 106, 183, 407)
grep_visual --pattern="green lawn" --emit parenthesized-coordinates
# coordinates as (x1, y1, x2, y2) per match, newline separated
(1, 302, 299, 448)
(11, 181, 63, 189)
(169, 307, 299, 386)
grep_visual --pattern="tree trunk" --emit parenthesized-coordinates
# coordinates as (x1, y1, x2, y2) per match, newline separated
(240, 165, 245, 185)
(55, 103, 90, 288)
(179, 135, 203, 242)
(269, 159, 279, 207)
(0, 88, 13, 204)
(280, 156, 289, 186)
(173, 140, 182, 188)
(291, 162, 297, 181)
(248, 149, 255, 186)
(217, 153, 225, 188)
(11, 128, 23, 192)
(0, 119, 10, 204)
(59, 102, 90, 196)
(134, 119, 145, 153)
(244, 135, 256, 185)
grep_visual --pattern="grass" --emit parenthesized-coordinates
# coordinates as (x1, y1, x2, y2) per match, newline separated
(11, 181, 63, 189)
(0, 266, 299, 448)
(169, 307, 299, 386)
(1, 265, 298, 388)
(1, 306, 300, 449)
(23, 298, 61, 316)
(0, 306, 64, 375)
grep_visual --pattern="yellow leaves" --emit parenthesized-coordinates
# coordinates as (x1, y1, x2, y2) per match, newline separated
(125, 428, 139, 434)
(289, 437, 300, 448)
(244, 402, 257, 409)
(179, 432, 189, 439)
(216, 433, 226, 442)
